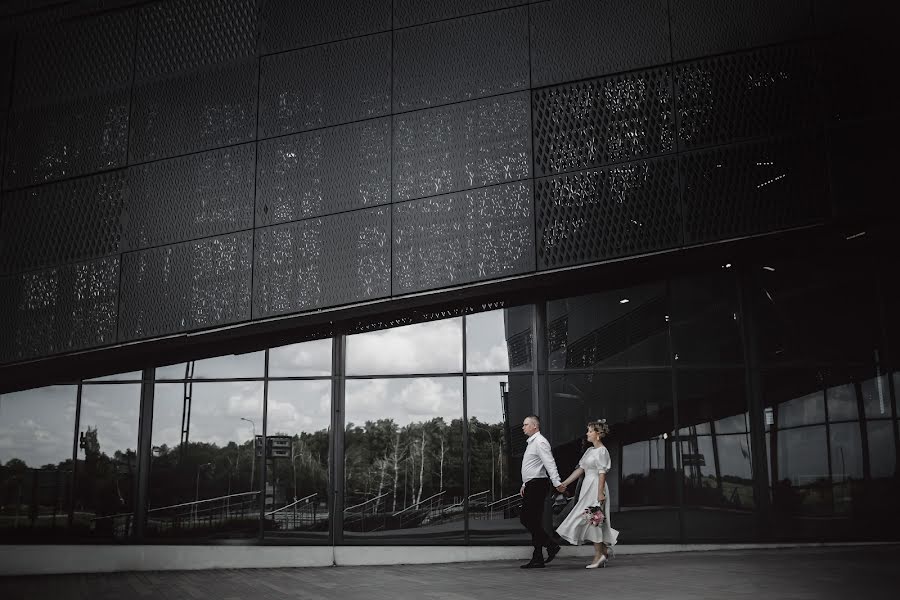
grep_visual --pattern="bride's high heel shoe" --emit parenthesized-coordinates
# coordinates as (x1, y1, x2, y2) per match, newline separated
(585, 555, 608, 569)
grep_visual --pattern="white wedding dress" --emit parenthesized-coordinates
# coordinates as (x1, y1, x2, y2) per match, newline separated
(555, 446, 619, 546)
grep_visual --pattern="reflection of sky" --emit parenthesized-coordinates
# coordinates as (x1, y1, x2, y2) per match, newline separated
(267, 380, 331, 434)
(347, 319, 463, 375)
(0, 386, 77, 467)
(78, 384, 141, 459)
(346, 378, 463, 427)
(466, 311, 512, 372)
(269, 339, 332, 377)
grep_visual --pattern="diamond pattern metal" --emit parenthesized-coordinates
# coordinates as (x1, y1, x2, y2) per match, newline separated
(134, 0, 256, 82)
(259, 0, 391, 54)
(393, 92, 531, 202)
(258, 33, 391, 139)
(535, 156, 681, 270)
(393, 180, 535, 294)
(129, 59, 257, 163)
(123, 143, 255, 251)
(675, 44, 819, 150)
(118, 232, 253, 341)
(681, 138, 825, 244)
(0, 171, 125, 275)
(13, 11, 135, 105)
(393, 7, 529, 112)
(256, 118, 391, 227)
(530, 0, 670, 87)
(4, 90, 130, 189)
(253, 207, 391, 317)
(0, 256, 119, 364)
(394, 0, 527, 27)
(533, 67, 675, 177)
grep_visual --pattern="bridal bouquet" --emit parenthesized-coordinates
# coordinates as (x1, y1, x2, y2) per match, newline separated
(582, 503, 605, 527)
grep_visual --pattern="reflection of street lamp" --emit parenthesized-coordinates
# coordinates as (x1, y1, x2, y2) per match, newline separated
(194, 462, 211, 523)
(241, 417, 256, 490)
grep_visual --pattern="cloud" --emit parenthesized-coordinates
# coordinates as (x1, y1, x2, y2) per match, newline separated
(466, 343, 510, 372)
(347, 320, 462, 375)
(346, 378, 462, 426)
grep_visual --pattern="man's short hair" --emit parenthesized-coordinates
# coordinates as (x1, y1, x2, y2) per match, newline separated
(525, 415, 541, 428)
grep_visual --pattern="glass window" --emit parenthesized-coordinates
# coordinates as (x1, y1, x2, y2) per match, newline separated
(829, 422, 863, 515)
(268, 338, 332, 377)
(346, 319, 462, 376)
(148, 382, 264, 540)
(764, 370, 825, 429)
(861, 375, 892, 419)
(670, 272, 743, 365)
(156, 351, 265, 380)
(867, 420, 896, 479)
(826, 383, 859, 422)
(343, 378, 463, 542)
(465, 306, 533, 372)
(547, 282, 669, 369)
(0, 386, 77, 539)
(772, 426, 830, 516)
(548, 371, 679, 542)
(84, 371, 142, 382)
(263, 381, 331, 540)
(466, 374, 532, 542)
(75, 384, 141, 540)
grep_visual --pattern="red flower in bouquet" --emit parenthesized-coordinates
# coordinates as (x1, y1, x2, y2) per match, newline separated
(582, 503, 605, 527)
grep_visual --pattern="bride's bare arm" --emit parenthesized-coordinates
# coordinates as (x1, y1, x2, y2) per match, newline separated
(561, 467, 584, 487)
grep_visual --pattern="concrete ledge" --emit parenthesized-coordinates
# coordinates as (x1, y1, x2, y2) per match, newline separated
(1, 542, 893, 576)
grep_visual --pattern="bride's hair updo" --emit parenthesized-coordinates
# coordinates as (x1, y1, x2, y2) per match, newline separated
(588, 420, 610, 438)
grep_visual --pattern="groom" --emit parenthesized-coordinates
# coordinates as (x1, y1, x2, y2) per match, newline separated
(519, 415, 565, 568)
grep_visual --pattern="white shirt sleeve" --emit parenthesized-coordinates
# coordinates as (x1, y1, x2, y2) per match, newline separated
(536, 438, 561, 486)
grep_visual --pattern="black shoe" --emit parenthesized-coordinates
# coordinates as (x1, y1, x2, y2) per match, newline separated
(520, 560, 545, 569)
(545, 543, 561, 563)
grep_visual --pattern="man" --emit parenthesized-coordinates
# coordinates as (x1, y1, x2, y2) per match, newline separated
(519, 415, 565, 568)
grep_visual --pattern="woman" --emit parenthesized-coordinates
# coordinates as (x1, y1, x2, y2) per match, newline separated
(556, 420, 619, 568)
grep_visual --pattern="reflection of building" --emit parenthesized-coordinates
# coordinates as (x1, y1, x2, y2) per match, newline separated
(1, 0, 899, 574)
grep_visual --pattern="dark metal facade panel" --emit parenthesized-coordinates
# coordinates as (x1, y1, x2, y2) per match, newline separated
(123, 143, 256, 251)
(12, 11, 135, 106)
(681, 137, 825, 244)
(670, 0, 813, 61)
(134, 0, 257, 82)
(393, 92, 531, 202)
(253, 206, 391, 318)
(259, 0, 392, 55)
(129, 59, 258, 163)
(258, 33, 391, 139)
(532, 67, 675, 178)
(675, 44, 819, 152)
(118, 231, 253, 341)
(392, 180, 535, 295)
(0, 255, 119, 363)
(394, 0, 528, 28)
(535, 156, 681, 270)
(530, 0, 670, 88)
(0, 170, 125, 275)
(256, 117, 391, 227)
(3, 90, 130, 189)
(393, 7, 529, 112)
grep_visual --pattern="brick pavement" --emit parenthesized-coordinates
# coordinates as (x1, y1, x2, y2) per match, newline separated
(1, 545, 897, 600)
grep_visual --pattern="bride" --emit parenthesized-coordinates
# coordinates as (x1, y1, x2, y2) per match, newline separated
(556, 420, 619, 568)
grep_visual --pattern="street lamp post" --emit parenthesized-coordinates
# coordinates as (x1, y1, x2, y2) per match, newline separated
(241, 417, 256, 490)
(194, 462, 211, 525)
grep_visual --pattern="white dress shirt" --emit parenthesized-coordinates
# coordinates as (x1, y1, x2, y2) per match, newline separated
(520, 431, 561, 488)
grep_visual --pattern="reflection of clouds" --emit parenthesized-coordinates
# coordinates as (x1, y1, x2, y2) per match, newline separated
(79, 384, 141, 457)
(0, 386, 77, 466)
(347, 320, 462, 375)
(467, 343, 509, 372)
(269, 339, 331, 376)
(346, 378, 462, 426)
(267, 381, 331, 434)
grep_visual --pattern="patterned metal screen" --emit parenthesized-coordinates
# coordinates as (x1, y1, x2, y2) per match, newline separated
(0, 0, 855, 366)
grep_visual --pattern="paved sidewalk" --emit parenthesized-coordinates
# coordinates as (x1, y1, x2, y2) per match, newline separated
(2, 545, 897, 600)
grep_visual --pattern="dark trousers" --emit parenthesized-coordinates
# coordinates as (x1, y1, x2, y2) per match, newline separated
(520, 478, 553, 559)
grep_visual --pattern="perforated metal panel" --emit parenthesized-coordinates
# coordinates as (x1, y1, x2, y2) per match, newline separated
(393, 7, 529, 112)
(256, 118, 391, 226)
(123, 143, 255, 251)
(253, 207, 391, 317)
(259, 0, 391, 55)
(258, 33, 391, 139)
(129, 59, 257, 163)
(533, 67, 674, 177)
(670, 0, 812, 61)
(0, 171, 125, 275)
(681, 138, 825, 244)
(13, 11, 134, 105)
(535, 156, 681, 270)
(394, 0, 527, 27)
(0, 256, 119, 363)
(675, 45, 818, 151)
(393, 180, 535, 294)
(118, 232, 253, 341)
(134, 0, 256, 82)
(393, 92, 531, 202)
(530, 0, 670, 88)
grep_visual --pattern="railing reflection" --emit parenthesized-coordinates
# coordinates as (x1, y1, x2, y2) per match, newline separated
(264, 492, 326, 531)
